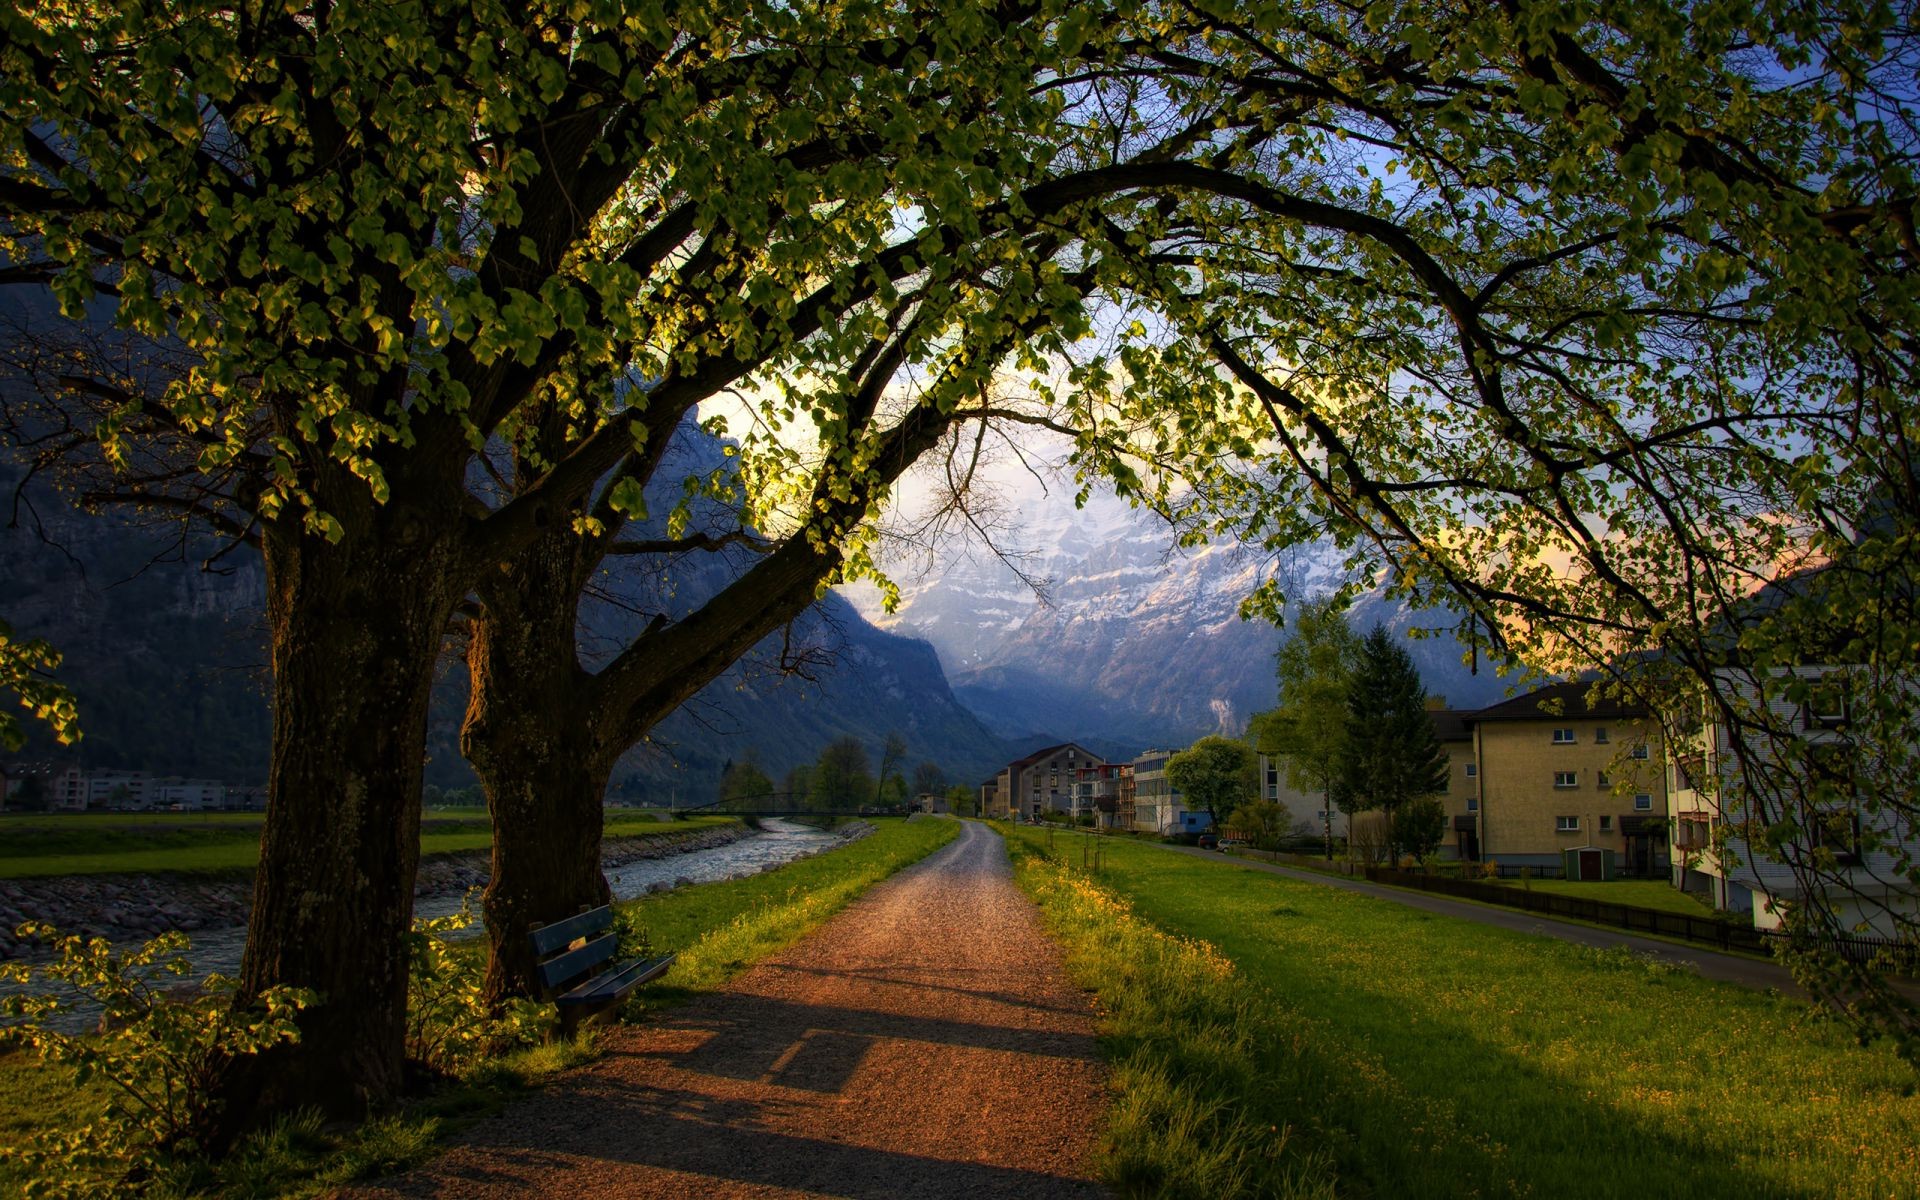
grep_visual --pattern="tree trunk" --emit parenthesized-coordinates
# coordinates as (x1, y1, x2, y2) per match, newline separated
(225, 502, 464, 1131)
(462, 531, 614, 1004)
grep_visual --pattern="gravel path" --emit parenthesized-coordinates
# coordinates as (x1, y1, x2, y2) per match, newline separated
(352, 821, 1108, 1199)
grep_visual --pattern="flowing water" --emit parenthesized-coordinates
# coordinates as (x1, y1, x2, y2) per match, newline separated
(5, 817, 839, 1032)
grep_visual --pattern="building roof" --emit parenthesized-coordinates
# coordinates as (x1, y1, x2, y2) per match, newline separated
(1466, 680, 1651, 724)
(1001, 741, 1104, 773)
(1428, 709, 1475, 741)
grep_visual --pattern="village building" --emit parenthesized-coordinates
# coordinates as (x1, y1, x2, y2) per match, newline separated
(981, 742, 1106, 821)
(1668, 666, 1920, 935)
(1466, 681, 1668, 876)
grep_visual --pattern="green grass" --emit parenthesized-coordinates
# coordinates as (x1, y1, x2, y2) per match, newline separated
(0, 816, 961, 1197)
(1491, 876, 1727, 918)
(1004, 826, 1920, 1200)
(0, 813, 737, 878)
(623, 815, 961, 999)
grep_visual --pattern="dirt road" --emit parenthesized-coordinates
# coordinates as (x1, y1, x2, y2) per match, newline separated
(356, 821, 1107, 1199)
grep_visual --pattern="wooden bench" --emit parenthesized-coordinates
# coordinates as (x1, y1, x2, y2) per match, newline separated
(528, 905, 676, 1035)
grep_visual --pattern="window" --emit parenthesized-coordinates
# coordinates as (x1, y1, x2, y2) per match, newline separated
(1634, 793, 1653, 811)
(1812, 809, 1864, 865)
(1599, 815, 1614, 832)
(1593, 726, 1610, 744)
(1556, 815, 1580, 832)
(1464, 763, 1478, 778)
(1596, 770, 1612, 788)
(1630, 743, 1650, 760)
(1552, 728, 1576, 744)
(1467, 796, 1478, 812)
(1802, 678, 1850, 731)
(1554, 771, 1578, 788)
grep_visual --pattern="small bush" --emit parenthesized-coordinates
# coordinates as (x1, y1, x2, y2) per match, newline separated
(0, 922, 312, 1197)
(405, 894, 542, 1076)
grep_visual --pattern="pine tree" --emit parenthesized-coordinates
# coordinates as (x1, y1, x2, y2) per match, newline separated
(1335, 626, 1452, 863)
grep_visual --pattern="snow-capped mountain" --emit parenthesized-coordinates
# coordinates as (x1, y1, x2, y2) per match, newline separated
(844, 484, 1510, 754)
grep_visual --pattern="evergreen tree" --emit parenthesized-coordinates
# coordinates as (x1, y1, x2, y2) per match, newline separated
(1335, 627, 1451, 864)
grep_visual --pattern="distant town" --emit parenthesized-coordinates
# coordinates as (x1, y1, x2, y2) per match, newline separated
(958, 673, 1908, 941)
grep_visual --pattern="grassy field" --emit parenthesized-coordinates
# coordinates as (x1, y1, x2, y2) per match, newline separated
(1005, 826, 1919, 1200)
(0, 816, 960, 1196)
(0, 812, 734, 879)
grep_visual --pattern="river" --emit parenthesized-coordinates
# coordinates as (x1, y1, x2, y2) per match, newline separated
(5, 816, 840, 1031)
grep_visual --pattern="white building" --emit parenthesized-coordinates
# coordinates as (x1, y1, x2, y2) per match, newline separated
(1668, 666, 1919, 936)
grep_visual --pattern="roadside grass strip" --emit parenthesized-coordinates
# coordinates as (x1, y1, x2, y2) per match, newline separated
(1007, 828, 1920, 1200)
(0, 813, 739, 879)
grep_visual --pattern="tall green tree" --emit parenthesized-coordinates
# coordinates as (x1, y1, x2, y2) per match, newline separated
(1249, 597, 1362, 860)
(809, 737, 872, 812)
(716, 756, 774, 810)
(1164, 736, 1258, 832)
(0, 0, 1164, 1113)
(912, 761, 946, 799)
(1335, 627, 1451, 865)
(872, 731, 909, 807)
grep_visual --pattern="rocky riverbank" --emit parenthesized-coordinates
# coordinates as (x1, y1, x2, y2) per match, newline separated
(0, 822, 752, 959)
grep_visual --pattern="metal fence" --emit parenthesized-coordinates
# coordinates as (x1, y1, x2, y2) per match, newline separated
(1359, 867, 1919, 973)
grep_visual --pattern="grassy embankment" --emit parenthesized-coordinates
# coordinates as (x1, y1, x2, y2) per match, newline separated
(0, 811, 736, 878)
(0, 816, 960, 1196)
(1004, 825, 1919, 1200)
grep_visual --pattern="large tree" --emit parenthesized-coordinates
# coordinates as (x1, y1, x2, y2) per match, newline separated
(1249, 597, 1363, 860)
(1065, 2, 1920, 1051)
(0, 0, 1155, 1120)
(1334, 627, 1450, 865)
(1164, 735, 1258, 832)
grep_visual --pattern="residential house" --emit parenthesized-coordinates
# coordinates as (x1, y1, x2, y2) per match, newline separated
(1466, 681, 1668, 874)
(979, 776, 1003, 819)
(1668, 666, 1919, 935)
(985, 743, 1106, 821)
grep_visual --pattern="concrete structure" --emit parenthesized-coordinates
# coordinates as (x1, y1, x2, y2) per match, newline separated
(1429, 707, 1480, 861)
(979, 776, 1002, 818)
(1253, 753, 1330, 836)
(984, 743, 1106, 822)
(1667, 666, 1920, 934)
(153, 777, 224, 811)
(1466, 681, 1668, 874)
(1072, 762, 1134, 830)
(1132, 749, 1214, 836)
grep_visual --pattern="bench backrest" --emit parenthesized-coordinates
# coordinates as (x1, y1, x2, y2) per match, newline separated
(530, 906, 618, 991)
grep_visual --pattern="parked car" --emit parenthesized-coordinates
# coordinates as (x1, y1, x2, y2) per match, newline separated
(1197, 833, 1219, 849)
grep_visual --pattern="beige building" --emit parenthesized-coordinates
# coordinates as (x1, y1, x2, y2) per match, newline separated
(1467, 682, 1668, 875)
(1428, 707, 1480, 861)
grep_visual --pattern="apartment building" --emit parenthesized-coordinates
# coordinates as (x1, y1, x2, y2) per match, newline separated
(1467, 681, 1668, 875)
(1428, 706, 1481, 861)
(1668, 666, 1919, 935)
(983, 742, 1106, 821)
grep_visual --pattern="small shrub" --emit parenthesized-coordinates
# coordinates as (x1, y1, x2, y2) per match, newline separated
(0, 922, 312, 1197)
(405, 894, 542, 1076)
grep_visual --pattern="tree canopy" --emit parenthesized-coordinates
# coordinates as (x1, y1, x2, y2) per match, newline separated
(7, 0, 1920, 1115)
(1164, 735, 1258, 830)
